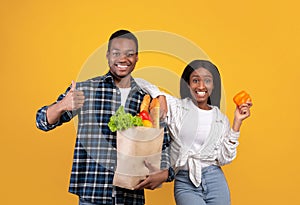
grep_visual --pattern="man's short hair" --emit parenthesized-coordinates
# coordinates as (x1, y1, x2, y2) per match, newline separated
(108, 30, 138, 53)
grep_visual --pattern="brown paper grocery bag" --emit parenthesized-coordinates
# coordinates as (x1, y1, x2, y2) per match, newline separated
(113, 126, 164, 190)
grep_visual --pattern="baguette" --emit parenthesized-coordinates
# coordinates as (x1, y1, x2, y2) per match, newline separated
(149, 98, 160, 128)
(140, 94, 151, 112)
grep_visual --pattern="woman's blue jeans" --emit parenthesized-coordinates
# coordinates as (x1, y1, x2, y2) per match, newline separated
(174, 165, 231, 205)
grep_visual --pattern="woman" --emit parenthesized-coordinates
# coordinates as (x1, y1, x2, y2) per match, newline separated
(137, 59, 252, 205)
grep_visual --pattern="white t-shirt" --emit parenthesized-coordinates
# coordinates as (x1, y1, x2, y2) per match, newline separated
(181, 103, 213, 169)
(119, 87, 131, 106)
(191, 104, 213, 151)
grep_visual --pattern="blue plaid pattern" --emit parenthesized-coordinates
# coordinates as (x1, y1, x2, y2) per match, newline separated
(36, 72, 171, 205)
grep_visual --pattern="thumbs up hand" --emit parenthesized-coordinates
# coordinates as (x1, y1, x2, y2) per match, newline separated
(61, 80, 85, 111)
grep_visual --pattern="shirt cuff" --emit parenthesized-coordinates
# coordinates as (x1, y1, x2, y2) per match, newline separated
(230, 128, 240, 139)
(166, 167, 175, 182)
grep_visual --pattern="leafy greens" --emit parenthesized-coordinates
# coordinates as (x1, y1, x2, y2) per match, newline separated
(108, 106, 143, 132)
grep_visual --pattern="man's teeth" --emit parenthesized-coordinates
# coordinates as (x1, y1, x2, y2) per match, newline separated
(117, 65, 128, 68)
(197, 91, 206, 96)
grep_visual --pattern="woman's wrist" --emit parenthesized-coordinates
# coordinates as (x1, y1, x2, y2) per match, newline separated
(232, 118, 242, 132)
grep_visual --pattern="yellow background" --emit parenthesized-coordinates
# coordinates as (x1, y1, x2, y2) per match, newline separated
(1, 0, 299, 204)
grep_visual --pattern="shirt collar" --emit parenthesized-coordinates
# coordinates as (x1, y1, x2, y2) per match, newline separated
(102, 72, 145, 95)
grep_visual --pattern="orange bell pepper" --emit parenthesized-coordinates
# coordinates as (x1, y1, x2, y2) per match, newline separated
(233, 90, 252, 106)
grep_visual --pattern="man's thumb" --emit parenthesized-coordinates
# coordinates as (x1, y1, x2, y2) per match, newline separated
(144, 160, 159, 173)
(70, 80, 76, 91)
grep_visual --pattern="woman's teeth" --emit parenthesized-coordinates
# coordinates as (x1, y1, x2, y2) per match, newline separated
(197, 91, 206, 97)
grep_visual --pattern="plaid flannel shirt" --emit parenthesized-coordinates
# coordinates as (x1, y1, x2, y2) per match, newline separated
(36, 72, 172, 204)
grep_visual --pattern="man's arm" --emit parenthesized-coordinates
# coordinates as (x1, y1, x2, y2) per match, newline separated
(134, 163, 169, 190)
(36, 81, 85, 131)
(46, 81, 84, 124)
(133, 78, 174, 189)
(134, 123, 174, 190)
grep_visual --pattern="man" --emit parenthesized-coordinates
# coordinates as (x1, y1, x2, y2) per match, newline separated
(36, 30, 173, 205)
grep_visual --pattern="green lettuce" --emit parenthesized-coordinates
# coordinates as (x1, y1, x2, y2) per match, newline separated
(108, 106, 143, 132)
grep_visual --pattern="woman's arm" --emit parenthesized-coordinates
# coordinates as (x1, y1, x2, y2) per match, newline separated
(217, 102, 252, 165)
(135, 78, 164, 97)
(135, 78, 168, 119)
(232, 102, 252, 132)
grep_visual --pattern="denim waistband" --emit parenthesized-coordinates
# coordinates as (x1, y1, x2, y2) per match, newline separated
(178, 165, 221, 175)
